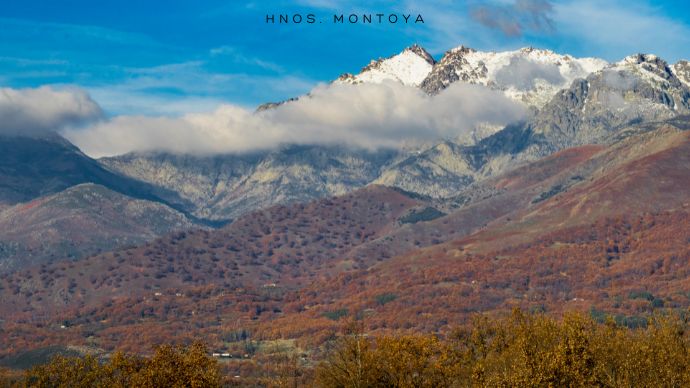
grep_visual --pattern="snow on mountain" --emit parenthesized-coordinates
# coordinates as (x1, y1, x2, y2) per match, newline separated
(595, 54, 690, 115)
(609, 54, 685, 89)
(421, 46, 608, 108)
(672, 60, 690, 88)
(335, 44, 608, 109)
(521, 53, 690, 154)
(336, 44, 435, 87)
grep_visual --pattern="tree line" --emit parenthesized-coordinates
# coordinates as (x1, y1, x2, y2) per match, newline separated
(2, 309, 690, 387)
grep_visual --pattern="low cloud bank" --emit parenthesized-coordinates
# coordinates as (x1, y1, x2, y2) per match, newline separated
(0, 86, 102, 135)
(61, 81, 527, 157)
(0, 83, 527, 156)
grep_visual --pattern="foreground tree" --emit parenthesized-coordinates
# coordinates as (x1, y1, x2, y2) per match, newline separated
(316, 309, 690, 387)
(22, 342, 220, 388)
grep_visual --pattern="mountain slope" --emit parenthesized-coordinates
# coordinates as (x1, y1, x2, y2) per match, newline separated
(1, 120, 689, 356)
(102, 46, 687, 218)
(674, 60, 690, 87)
(0, 185, 421, 323)
(260, 120, 690, 338)
(373, 140, 477, 197)
(0, 184, 197, 273)
(336, 44, 608, 109)
(461, 59, 690, 178)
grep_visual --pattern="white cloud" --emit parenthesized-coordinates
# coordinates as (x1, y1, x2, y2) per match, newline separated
(209, 46, 284, 72)
(0, 86, 102, 135)
(494, 56, 564, 90)
(63, 81, 527, 157)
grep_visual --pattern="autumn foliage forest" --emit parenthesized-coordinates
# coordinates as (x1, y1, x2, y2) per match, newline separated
(1, 124, 690, 384)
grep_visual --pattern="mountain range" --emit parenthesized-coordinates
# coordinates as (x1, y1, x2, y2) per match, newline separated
(1, 43, 689, 366)
(102, 44, 690, 213)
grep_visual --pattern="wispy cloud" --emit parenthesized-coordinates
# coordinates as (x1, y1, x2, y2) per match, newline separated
(0, 17, 162, 49)
(470, 0, 555, 37)
(400, 0, 526, 54)
(553, 0, 690, 63)
(397, 0, 690, 63)
(84, 87, 225, 117)
(101, 61, 313, 113)
(209, 46, 284, 72)
(0, 57, 69, 66)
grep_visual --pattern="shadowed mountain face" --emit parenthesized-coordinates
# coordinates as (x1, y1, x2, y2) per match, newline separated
(0, 134, 207, 272)
(0, 133, 190, 211)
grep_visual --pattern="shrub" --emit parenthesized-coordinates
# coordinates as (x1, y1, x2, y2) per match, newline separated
(399, 207, 446, 224)
(628, 290, 655, 301)
(375, 293, 397, 306)
(22, 342, 220, 388)
(316, 309, 690, 387)
(322, 309, 349, 321)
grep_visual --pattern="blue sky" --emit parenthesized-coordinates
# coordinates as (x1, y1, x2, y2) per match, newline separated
(1, 0, 689, 116)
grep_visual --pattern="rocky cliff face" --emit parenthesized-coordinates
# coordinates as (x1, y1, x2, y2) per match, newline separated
(421, 46, 608, 108)
(674, 60, 690, 87)
(373, 140, 476, 197)
(384, 53, 690, 197)
(529, 54, 690, 152)
(101, 146, 400, 220)
(336, 45, 608, 109)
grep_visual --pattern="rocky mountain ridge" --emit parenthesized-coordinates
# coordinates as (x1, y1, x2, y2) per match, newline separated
(421, 46, 608, 108)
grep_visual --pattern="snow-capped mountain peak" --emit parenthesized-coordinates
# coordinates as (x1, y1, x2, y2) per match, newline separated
(334, 43, 610, 109)
(607, 53, 690, 94)
(421, 45, 608, 108)
(336, 44, 435, 87)
(404, 43, 436, 66)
